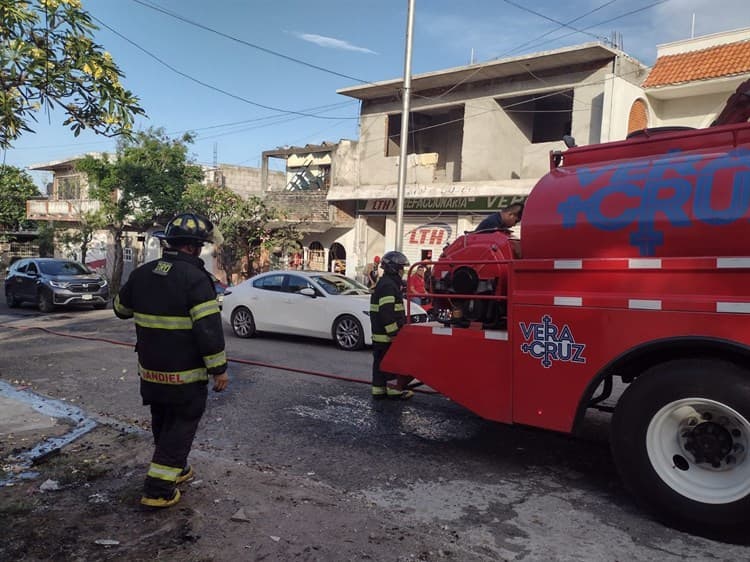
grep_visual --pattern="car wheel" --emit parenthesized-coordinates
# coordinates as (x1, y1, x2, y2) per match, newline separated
(37, 289, 55, 313)
(611, 358, 750, 539)
(231, 306, 256, 338)
(5, 289, 20, 308)
(333, 315, 364, 351)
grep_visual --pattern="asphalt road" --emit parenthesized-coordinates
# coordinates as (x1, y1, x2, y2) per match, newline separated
(1, 299, 748, 560)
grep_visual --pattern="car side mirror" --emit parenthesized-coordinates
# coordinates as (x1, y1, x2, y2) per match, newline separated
(299, 287, 316, 298)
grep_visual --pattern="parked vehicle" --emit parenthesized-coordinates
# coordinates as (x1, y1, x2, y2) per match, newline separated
(385, 81, 750, 539)
(222, 270, 428, 351)
(4, 258, 109, 312)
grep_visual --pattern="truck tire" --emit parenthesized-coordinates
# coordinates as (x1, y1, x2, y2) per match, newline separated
(611, 359, 750, 539)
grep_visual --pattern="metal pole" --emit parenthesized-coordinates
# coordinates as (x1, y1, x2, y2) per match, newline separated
(395, 0, 415, 252)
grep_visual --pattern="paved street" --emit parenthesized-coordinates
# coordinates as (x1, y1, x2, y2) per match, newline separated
(1, 300, 748, 560)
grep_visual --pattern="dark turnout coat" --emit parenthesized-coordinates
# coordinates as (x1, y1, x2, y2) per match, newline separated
(114, 250, 227, 404)
(370, 272, 406, 345)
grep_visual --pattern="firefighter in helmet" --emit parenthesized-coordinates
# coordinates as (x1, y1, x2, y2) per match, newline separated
(370, 250, 414, 399)
(114, 212, 229, 508)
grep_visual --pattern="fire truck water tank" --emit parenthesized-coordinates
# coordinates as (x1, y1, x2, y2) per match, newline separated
(521, 124, 750, 259)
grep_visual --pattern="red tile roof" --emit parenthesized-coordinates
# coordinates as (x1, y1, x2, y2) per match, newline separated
(642, 40, 750, 88)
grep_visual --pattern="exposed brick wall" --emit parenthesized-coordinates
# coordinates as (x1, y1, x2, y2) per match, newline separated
(627, 99, 649, 135)
(264, 191, 330, 222)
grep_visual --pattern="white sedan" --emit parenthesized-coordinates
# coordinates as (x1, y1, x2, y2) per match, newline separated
(221, 270, 428, 351)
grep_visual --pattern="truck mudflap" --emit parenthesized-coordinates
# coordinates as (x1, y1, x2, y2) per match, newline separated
(380, 322, 512, 423)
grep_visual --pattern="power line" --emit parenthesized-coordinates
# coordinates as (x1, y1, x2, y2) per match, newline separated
(498, 0, 619, 58)
(130, 0, 372, 85)
(517, 0, 671, 54)
(93, 16, 358, 121)
(500, 0, 611, 44)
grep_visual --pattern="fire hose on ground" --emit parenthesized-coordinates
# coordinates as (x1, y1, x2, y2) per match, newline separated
(0, 323, 436, 394)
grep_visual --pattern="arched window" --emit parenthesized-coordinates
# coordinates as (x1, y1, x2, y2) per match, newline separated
(308, 241, 325, 271)
(329, 242, 346, 273)
(627, 99, 649, 135)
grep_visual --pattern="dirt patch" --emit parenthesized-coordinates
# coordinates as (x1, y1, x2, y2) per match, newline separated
(0, 426, 478, 561)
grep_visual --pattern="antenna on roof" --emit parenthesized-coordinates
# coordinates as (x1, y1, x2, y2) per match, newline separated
(470, 48, 475, 64)
(691, 13, 696, 38)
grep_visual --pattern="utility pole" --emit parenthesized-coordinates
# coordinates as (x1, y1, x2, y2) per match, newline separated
(395, 0, 416, 252)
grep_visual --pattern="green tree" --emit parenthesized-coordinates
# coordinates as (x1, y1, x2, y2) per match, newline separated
(56, 208, 104, 263)
(77, 128, 203, 293)
(0, 165, 38, 231)
(0, 0, 145, 148)
(182, 183, 302, 283)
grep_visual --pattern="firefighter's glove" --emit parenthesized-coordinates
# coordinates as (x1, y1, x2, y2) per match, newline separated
(212, 372, 229, 392)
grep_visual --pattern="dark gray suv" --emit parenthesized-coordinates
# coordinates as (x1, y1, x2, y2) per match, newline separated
(4, 258, 109, 312)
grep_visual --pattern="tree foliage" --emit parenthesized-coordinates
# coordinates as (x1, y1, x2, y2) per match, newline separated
(56, 209, 104, 263)
(0, 0, 145, 148)
(0, 164, 38, 231)
(77, 128, 203, 293)
(181, 183, 302, 283)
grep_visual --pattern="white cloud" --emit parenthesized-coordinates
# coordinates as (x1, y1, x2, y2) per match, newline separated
(293, 32, 377, 54)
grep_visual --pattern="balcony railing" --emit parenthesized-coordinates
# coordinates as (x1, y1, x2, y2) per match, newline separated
(26, 199, 101, 222)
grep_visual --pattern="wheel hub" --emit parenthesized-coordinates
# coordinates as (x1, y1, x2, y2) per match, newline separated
(678, 410, 746, 470)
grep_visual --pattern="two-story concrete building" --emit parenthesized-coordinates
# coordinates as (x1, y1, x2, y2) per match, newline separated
(331, 42, 648, 268)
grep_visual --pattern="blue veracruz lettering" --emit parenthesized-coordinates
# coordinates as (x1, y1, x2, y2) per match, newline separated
(519, 315, 586, 369)
(557, 148, 750, 256)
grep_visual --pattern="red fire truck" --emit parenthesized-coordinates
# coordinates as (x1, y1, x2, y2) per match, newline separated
(386, 81, 750, 537)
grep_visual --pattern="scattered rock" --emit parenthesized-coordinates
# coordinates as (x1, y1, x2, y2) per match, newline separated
(231, 508, 251, 522)
(40, 479, 60, 491)
(270, 535, 281, 542)
(94, 539, 120, 547)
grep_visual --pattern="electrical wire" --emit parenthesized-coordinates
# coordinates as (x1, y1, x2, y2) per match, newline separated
(93, 16, 358, 121)
(130, 0, 373, 85)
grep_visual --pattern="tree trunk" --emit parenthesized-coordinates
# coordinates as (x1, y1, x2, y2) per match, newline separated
(111, 227, 125, 295)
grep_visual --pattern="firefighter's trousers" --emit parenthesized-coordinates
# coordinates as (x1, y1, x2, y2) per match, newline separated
(372, 343, 397, 387)
(144, 392, 206, 498)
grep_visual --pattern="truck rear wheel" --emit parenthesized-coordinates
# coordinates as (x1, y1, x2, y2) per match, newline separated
(611, 359, 750, 539)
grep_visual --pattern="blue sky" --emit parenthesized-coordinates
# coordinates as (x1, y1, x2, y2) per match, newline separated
(6, 0, 750, 188)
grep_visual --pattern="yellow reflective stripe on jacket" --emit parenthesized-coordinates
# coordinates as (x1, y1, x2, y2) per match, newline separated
(114, 295, 133, 317)
(394, 303, 404, 312)
(372, 334, 392, 343)
(378, 295, 396, 306)
(370, 303, 379, 312)
(203, 350, 226, 369)
(147, 462, 181, 482)
(134, 312, 192, 330)
(190, 299, 220, 322)
(138, 364, 208, 384)
(384, 321, 399, 334)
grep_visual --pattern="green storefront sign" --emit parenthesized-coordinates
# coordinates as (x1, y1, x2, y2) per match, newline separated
(358, 195, 527, 213)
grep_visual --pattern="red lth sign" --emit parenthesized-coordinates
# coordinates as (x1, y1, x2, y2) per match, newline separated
(406, 223, 453, 246)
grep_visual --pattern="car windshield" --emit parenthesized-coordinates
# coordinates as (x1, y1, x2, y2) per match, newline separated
(39, 260, 90, 276)
(311, 274, 369, 296)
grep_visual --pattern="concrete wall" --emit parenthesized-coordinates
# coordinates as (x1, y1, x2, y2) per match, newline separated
(601, 74, 647, 142)
(214, 164, 284, 198)
(650, 92, 731, 128)
(332, 140, 359, 187)
(462, 97, 527, 181)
